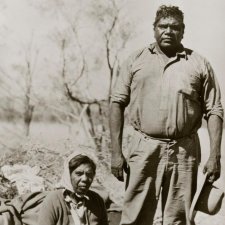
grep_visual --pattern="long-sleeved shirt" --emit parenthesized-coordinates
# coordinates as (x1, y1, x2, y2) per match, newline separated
(111, 42, 223, 139)
(37, 189, 108, 225)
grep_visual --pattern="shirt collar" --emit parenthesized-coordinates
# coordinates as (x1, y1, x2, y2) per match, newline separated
(63, 189, 90, 203)
(148, 42, 188, 60)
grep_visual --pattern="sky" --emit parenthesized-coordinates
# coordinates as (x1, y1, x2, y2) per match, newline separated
(0, 0, 225, 105)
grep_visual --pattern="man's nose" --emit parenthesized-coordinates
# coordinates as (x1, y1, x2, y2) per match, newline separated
(165, 26, 172, 34)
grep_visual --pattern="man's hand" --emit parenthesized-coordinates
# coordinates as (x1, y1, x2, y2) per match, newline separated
(205, 115, 223, 183)
(111, 153, 127, 182)
(109, 102, 127, 182)
(203, 156, 221, 183)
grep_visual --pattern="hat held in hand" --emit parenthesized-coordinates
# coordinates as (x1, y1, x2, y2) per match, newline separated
(189, 173, 224, 221)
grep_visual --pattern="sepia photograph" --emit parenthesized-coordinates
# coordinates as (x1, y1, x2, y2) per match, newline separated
(0, 0, 225, 224)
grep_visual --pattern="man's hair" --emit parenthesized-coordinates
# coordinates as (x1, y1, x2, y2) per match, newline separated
(69, 154, 96, 174)
(153, 5, 184, 28)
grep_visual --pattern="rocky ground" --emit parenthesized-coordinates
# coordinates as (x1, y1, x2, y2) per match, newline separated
(0, 126, 225, 225)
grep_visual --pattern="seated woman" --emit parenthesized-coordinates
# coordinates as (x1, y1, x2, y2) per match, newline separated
(38, 151, 108, 225)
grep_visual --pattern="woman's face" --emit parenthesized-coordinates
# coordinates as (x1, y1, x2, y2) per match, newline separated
(70, 163, 95, 195)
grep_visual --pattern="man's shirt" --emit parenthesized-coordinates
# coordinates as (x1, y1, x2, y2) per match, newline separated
(111, 43, 223, 139)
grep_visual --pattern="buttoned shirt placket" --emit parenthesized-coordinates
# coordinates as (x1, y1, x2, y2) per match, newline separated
(152, 47, 187, 171)
(153, 47, 187, 138)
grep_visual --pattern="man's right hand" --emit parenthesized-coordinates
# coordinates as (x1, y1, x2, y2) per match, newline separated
(109, 102, 127, 181)
(111, 153, 127, 182)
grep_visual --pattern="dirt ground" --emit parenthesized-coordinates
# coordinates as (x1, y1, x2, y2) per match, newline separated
(0, 123, 225, 224)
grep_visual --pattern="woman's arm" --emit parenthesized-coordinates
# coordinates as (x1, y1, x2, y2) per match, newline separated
(37, 192, 58, 225)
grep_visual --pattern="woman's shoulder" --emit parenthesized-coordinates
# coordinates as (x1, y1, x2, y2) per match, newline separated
(86, 190, 108, 219)
(44, 189, 64, 202)
(86, 189, 106, 206)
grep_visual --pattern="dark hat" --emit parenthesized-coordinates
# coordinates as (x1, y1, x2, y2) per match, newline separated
(189, 174, 224, 221)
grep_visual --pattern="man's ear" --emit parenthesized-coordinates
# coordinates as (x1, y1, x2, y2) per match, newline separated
(180, 24, 185, 40)
(182, 24, 185, 33)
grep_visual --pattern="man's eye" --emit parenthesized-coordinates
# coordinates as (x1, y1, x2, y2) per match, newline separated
(171, 25, 181, 31)
(158, 25, 167, 29)
(158, 24, 181, 31)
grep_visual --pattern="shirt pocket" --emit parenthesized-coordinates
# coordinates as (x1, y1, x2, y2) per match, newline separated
(179, 88, 199, 103)
(176, 89, 202, 134)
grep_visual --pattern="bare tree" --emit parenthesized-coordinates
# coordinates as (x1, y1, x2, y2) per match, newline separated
(58, 37, 107, 147)
(32, 0, 134, 149)
(11, 36, 39, 136)
(47, 0, 134, 149)
(89, 0, 134, 97)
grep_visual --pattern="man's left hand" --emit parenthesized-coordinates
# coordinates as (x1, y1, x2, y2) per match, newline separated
(203, 156, 221, 183)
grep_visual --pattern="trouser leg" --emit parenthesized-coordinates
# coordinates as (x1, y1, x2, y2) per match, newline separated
(120, 132, 163, 225)
(161, 136, 199, 225)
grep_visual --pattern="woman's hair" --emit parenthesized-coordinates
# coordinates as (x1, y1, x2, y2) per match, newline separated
(69, 154, 96, 174)
(153, 5, 184, 29)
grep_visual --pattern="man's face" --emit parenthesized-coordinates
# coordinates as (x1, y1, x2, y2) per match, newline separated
(70, 163, 95, 195)
(154, 16, 184, 51)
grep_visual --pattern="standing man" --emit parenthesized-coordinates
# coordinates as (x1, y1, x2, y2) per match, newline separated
(110, 5, 223, 225)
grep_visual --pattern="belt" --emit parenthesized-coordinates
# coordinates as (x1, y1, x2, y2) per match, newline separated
(133, 128, 196, 144)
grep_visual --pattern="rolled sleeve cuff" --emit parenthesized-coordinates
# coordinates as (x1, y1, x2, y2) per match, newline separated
(205, 105, 224, 121)
(110, 93, 130, 106)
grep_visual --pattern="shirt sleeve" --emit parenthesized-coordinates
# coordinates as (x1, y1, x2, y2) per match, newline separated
(110, 54, 134, 106)
(87, 191, 109, 225)
(99, 196, 109, 225)
(37, 192, 58, 225)
(201, 59, 224, 120)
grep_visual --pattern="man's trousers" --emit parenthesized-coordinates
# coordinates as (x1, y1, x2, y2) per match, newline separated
(120, 130, 200, 225)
